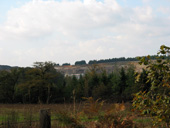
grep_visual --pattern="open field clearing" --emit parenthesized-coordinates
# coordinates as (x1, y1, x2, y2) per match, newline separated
(0, 102, 152, 128)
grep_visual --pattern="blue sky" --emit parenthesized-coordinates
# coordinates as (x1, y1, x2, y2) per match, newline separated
(0, 0, 170, 67)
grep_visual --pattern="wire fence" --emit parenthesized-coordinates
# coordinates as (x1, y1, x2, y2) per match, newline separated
(0, 109, 60, 128)
(0, 118, 63, 128)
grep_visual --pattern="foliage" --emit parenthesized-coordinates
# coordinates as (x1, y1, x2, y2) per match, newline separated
(0, 68, 20, 103)
(88, 57, 136, 64)
(82, 97, 104, 118)
(9, 62, 65, 104)
(0, 60, 138, 104)
(82, 97, 135, 128)
(133, 45, 170, 126)
(75, 60, 86, 65)
(62, 63, 71, 66)
(57, 111, 84, 128)
(87, 55, 167, 65)
(97, 114, 134, 128)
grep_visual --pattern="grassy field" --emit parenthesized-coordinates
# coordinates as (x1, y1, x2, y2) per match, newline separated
(0, 102, 152, 128)
(0, 103, 83, 128)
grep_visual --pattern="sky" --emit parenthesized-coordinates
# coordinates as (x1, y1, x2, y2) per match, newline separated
(0, 0, 170, 67)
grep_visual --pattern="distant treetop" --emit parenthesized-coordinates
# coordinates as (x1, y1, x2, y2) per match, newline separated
(62, 63, 70, 66)
(61, 55, 166, 66)
(75, 60, 86, 65)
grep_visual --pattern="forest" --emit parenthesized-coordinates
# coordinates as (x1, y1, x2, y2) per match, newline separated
(0, 61, 148, 104)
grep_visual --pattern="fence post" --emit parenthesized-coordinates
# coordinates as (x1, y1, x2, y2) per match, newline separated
(39, 109, 51, 128)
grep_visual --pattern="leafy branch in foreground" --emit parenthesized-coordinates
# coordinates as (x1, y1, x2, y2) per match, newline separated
(133, 45, 170, 127)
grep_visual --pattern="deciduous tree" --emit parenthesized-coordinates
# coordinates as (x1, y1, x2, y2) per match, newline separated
(133, 45, 170, 126)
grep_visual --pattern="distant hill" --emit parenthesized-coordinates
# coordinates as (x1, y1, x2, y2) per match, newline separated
(72, 55, 161, 66)
(0, 65, 12, 70)
(55, 61, 146, 78)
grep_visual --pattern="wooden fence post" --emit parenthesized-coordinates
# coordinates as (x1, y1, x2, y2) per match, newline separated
(39, 109, 51, 128)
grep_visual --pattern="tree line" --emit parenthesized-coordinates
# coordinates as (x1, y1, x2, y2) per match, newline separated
(0, 55, 164, 69)
(0, 61, 151, 104)
(64, 55, 166, 66)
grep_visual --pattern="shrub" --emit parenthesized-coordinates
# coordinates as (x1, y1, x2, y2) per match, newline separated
(133, 45, 170, 127)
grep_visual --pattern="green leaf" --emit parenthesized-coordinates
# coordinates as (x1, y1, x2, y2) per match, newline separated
(160, 45, 165, 50)
(157, 59, 162, 63)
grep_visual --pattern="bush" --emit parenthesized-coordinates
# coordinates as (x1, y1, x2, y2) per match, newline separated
(133, 45, 170, 127)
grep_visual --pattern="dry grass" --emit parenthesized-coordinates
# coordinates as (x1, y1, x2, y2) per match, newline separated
(0, 102, 152, 128)
(0, 103, 84, 128)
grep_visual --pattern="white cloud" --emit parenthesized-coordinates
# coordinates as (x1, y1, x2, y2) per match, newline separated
(0, 0, 170, 66)
(142, 0, 152, 3)
(133, 6, 153, 22)
(0, 0, 122, 40)
(158, 6, 170, 14)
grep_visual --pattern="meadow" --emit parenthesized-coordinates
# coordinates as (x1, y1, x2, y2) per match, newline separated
(0, 100, 152, 128)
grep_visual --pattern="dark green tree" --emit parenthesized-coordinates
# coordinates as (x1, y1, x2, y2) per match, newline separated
(63, 75, 79, 102)
(119, 67, 127, 101)
(75, 60, 86, 65)
(0, 68, 20, 103)
(108, 72, 120, 102)
(124, 66, 136, 100)
(18, 62, 64, 104)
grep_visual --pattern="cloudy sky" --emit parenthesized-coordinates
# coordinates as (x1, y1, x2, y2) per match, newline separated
(0, 0, 170, 67)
